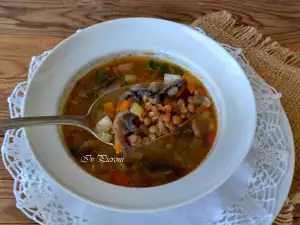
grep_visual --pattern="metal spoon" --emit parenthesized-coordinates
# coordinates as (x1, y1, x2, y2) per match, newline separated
(0, 83, 194, 146)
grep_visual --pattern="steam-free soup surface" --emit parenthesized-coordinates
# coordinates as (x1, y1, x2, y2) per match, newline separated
(62, 56, 217, 187)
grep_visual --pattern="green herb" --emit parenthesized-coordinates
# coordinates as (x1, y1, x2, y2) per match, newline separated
(96, 71, 109, 81)
(75, 81, 80, 86)
(158, 63, 169, 74)
(173, 66, 184, 75)
(147, 60, 158, 70)
(97, 105, 104, 110)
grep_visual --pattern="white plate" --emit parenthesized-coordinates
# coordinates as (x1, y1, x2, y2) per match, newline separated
(22, 18, 256, 212)
(261, 109, 295, 225)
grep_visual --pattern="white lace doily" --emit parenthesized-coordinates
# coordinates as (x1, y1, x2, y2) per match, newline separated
(1, 27, 290, 225)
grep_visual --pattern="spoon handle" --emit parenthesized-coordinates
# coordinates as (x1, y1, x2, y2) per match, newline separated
(0, 115, 89, 130)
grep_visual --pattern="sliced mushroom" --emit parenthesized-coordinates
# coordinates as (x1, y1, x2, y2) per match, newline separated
(143, 160, 186, 178)
(112, 111, 132, 152)
(143, 161, 173, 172)
(189, 92, 203, 105)
(167, 86, 179, 96)
(160, 79, 187, 95)
(148, 82, 166, 93)
(132, 88, 154, 99)
(119, 91, 140, 102)
(149, 94, 164, 104)
(94, 77, 121, 93)
(112, 111, 138, 153)
(123, 113, 138, 135)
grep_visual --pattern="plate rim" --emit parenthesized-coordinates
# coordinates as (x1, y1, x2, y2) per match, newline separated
(261, 108, 295, 225)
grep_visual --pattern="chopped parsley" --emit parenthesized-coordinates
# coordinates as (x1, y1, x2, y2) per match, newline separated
(158, 63, 169, 74)
(147, 60, 158, 70)
(97, 105, 104, 110)
(96, 71, 109, 81)
(173, 66, 184, 75)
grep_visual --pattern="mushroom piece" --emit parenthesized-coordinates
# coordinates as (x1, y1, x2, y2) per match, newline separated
(143, 160, 186, 178)
(166, 86, 178, 96)
(148, 82, 166, 93)
(112, 111, 131, 151)
(119, 91, 140, 102)
(143, 161, 173, 178)
(123, 113, 138, 135)
(143, 161, 173, 172)
(94, 77, 120, 91)
(132, 88, 154, 99)
(112, 111, 138, 153)
(160, 79, 187, 97)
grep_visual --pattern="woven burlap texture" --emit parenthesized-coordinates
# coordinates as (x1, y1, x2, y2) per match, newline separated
(191, 11, 300, 225)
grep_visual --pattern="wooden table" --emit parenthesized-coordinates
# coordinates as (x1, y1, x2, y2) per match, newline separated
(0, 0, 300, 224)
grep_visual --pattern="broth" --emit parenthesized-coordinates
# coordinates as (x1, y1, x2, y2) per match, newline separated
(61, 56, 217, 187)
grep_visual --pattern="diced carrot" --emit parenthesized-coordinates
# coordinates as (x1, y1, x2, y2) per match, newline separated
(187, 82, 197, 93)
(207, 131, 216, 145)
(110, 171, 131, 186)
(114, 143, 122, 154)
(200, 105, 208, 112)
(119, 100, 132, 111)
(103, 102, 114, 113)
(104, 101, 118, 119)
(198, 87, 206, 96)
(182, 74, 197, 92)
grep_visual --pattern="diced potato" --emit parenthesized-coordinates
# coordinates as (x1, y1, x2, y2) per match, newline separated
(164, 74, 181, 84)
(99, 132, 113, 143)
(130, 102, 144, 117)
(95, 116, 113, 132)
(124, 74, 137, 84)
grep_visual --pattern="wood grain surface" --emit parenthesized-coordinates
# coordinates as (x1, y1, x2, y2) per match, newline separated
(0, 0, 300, 224)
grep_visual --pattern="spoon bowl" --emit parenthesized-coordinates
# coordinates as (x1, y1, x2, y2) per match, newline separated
(0, 82, 192, 147)
(87, 83, 150, 145)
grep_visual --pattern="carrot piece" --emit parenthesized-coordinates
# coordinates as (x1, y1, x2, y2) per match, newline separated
(103, 101, 118, 120)
(110, 171, 131, 186)
(200, 105, 208, 112)
(198, 87, 206, 96)
(182, 74, 197, 92)
(119, 100, 132, 111)
(207, 131, 216, 145)
(187, 82, 197, 93)
(103, 102, 114, 113)
(114, 143, 122, 154)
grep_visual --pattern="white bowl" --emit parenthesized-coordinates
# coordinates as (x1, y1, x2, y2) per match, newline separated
(23, 18, 256, 212)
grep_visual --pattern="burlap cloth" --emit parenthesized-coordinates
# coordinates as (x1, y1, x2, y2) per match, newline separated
(191, 11, 300, 225)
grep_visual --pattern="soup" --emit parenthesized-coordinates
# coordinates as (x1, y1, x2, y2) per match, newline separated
(61, 56, 217, 187)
